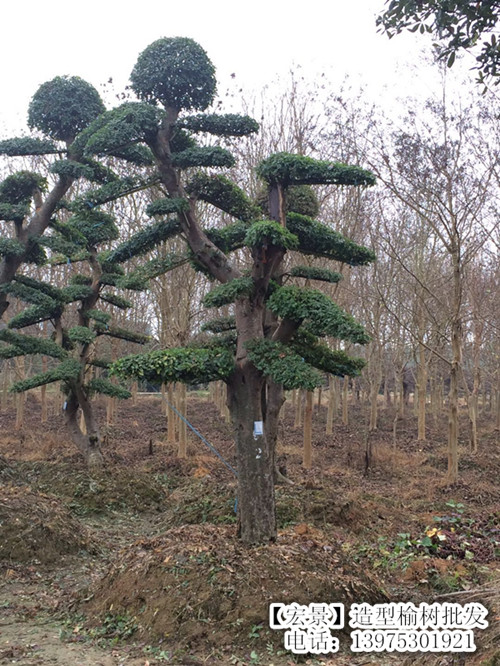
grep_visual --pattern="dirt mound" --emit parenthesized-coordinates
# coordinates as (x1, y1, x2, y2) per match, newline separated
(0, 487, 97, 563)
(161, 479, 237, 526)
(159, 478, 366, 533)
(16, 462, 168, 515)
(0, 455, 16, 481)
(83, 523, 387, 652)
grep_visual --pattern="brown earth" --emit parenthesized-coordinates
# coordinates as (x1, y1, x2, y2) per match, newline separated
(0, 392, 498, 665)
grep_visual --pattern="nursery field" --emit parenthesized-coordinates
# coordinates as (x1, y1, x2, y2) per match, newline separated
(0, 393, 498, 665)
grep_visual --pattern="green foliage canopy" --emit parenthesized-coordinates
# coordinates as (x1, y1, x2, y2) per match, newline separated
(286, 185, 320, 217)
(244, 220, 298, 250)
(246, 339, 322, 390)
(186, 173, 260, 222)
(377, 0, 500, 85)
(289, 265, 343, 283)
(291, 330, 366, 377)
(49, 160, 95, 181)
(205, 221, 249, 254)
(0, 238, 25, 257)
(86, 377, 131, 399)
(257, 153, 377, 187)
(9, 359, 82, 393)
(106, 218, 180, 264)
(112, 346, 234, 384)
(178, 113, 259, 137)
(67, 210, 119, 246)
(130, 37, 217, 111)
(28, 76, 105, 143)
(171, 146, 235, 169)
(0, 137, 59, 156)
(75, 102, 161, 157)
(268, 286, 370, 343)
(146, 197, 190, 217)
(287, 213, 375, 266)
(0, 171, 47, 205)
(67, 326, 97, 346)
(0, 203, 29, 223)
(201, 315, 236, 333)
(0, 329, 67, 359)
(203, 277, 255, 308)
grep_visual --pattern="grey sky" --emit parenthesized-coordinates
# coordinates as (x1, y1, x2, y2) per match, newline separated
(0, 0, 476, 136)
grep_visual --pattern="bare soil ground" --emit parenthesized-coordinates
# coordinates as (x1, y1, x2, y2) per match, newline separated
(0, 392, 498, 665)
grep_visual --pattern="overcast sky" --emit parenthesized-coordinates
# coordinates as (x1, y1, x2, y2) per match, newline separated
(0, 0, 477, 136)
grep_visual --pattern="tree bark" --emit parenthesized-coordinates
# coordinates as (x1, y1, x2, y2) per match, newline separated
(342, 376, 349, 425)
(326, 374, 336, 435)
(294, 389, 303, 428)
(264, 379, 287, 483)
(40, 356, 48, 423)
(64, 388, 104, 468)
(228, 365, 276, 544)
(417, 342, 427, 441)
(303, 390, 313, 469)
(1, 361, 10, 412)
(178, 383, 187, 458)
(446, 251, 462, 484)
(14, 357, 25, 430)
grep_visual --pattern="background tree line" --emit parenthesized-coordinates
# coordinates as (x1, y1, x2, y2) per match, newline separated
(0, 45, 498, 533)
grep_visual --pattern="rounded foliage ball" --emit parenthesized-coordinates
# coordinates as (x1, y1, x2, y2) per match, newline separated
(287, 185, 319, 217)
(130, 37, 216, 111)
(28, 76, 105, 143)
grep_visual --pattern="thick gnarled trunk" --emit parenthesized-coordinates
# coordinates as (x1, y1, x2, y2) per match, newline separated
(228, 365, 276, 544)
(64, 388, 104, 468)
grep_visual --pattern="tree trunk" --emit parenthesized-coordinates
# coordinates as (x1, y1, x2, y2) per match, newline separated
(178, 383, 187, 458)
(303, 390, 313, 469)
(396, 370, 405, 419)
(14, 357, 25, 430)
(294, 388, 303, 428)
(223, 383, 231, 423)
(446, 256, 462, 484)
(40, 365, 48, 423)
(384, 375, 391, 407)
(131, 380, 138, 406)
(368, 349, 382, 431)
(326, 374, 336, 435)
(416, 343, 427, 441)
(430, 374, 439, 423)
(342, 376, 349, 425)
(64, 388, 104, 468)
(228, 365, 276, 545)
(1, 361, 10, 411)
(264, 379, 286, 483)
(468, 393, 478, 453)
(369, 380, 379, 431)
(468, 332, 481, 453)
(161, 382, 166, 412)
(447, 357, 459, 483)
(496, 385, 500, 431)
(15, 393, 25, 431)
